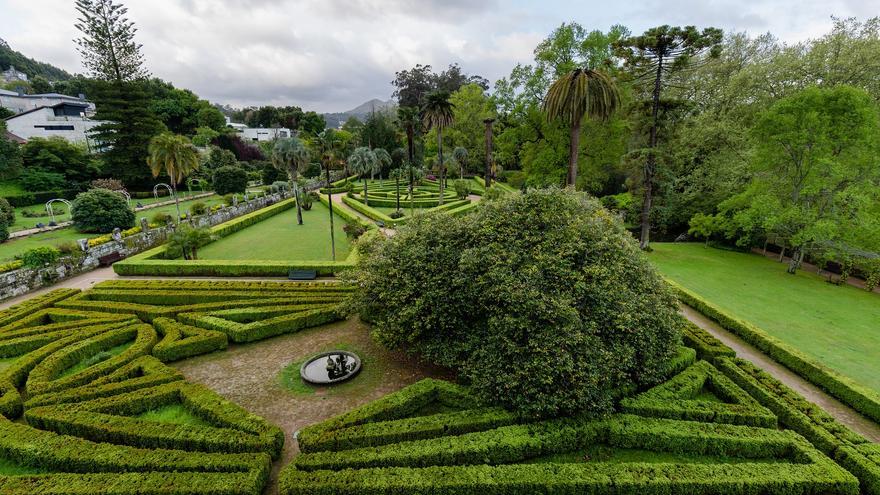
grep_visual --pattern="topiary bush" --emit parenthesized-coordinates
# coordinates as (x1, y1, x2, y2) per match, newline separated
(212, 166, 248, 196)
(71, 189, 135, 234)
(453, 179, 472, 199)
(190, 201, 208, 216)
(0, 216, 8, 243)
(0, 197, 15, 226)
(346, 189, 682, 418)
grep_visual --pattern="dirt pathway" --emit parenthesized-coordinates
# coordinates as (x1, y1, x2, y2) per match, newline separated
(681, 304, 880, 442)
(171, 317, 452, 494)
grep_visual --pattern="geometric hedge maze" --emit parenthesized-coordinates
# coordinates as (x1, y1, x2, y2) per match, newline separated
(0, 281, 349, 495)
(1, 281, 879, 494)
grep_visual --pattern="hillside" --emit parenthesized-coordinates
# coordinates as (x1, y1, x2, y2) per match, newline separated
(0, 38, 72, 81)
(323, 98, 395, 128)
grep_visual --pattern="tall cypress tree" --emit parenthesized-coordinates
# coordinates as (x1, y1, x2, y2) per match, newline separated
(74, 0, 164, 186)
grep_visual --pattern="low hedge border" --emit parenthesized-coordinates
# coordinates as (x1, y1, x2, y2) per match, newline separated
(682, 318, 737, 360)
(179, 305, 343, 343)
(24, 356, 184, 408)
(281, 444, 857, 495)
(0, 289, 81, 328)
(0, 471, 268, 495)
(297, 379, 478, 453)
(668, 279, 880, 424)
(152, 318, 228, 362)
(292, 414, 800, 471)
(717, 357, 880, 495)
(621, 360, 776, 427)
(93, 279, 354, 293)
(25, 381, 284, 459)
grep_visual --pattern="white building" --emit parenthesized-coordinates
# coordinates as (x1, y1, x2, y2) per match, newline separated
(1, 66, 27, 83)
(225, 117, 291, 142)
(0, 89, 96, 116)
(3, 101, 101, 144)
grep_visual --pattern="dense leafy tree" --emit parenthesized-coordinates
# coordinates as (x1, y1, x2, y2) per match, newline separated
(429, 84, 494, 176)
(213, 133, 265, 161)
(71, 188, 135, 233)
(615, 25, 723, 249)
(191, 126, 219, 147)
(392, 63, 487, 108)
(29, 76, 52, 94)
(300, 111, 327, 135)
(146, 133, 200, 220)
(19, 137, 97, 188)
(347, 189, 682, 418)
(211, 165, 248, 196)
(360, 110, 398, 157)
(0, 122, 22, 180)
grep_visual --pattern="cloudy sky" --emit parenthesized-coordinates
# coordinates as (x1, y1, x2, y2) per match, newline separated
(0, 0, 875, 112)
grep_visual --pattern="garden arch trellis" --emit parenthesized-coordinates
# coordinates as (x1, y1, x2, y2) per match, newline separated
(44, 199, 73, 223)
(153, 183, 174, 201)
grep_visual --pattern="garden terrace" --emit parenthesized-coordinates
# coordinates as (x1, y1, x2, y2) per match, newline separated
(113, 198, 370, 277)
(341, 178, 480, 225)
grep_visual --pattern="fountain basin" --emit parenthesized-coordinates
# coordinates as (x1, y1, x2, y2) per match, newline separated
(300, 350, 362, 385)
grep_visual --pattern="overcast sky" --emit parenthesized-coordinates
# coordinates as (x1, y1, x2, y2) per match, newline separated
(0, 0, 876, 112)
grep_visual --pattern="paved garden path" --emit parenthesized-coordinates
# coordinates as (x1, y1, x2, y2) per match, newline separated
(681, 304, 880, 442)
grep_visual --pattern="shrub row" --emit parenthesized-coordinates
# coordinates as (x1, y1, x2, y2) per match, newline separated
(682, 318, 737, 360)
(280, 448, 857, 495)
(0, 289, 80, 328)
(293, 414, 800, 472)
(298, 379, 477, 452)
(669, 279, 880, 423)
(84, 288, 345, 305)
(25, 323, 157, 397)
(316, 193, 374, 231)
(113, 258, 359, 277)
(2, 188, 79, 207)
(25, 356, 184, 408)
(717, 357, 880, 495)
(25, 381, 284, 459)
(0, 471, 268, 495)
(93, 279, 354, 293)
(179, 306, 342, 343)
(152, 318, 228, 362)
(621, 360, 776, 427)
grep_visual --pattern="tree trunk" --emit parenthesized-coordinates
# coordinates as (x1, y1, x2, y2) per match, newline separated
(437, 129, 445, 206)
(640, 59, 664, 251)
(779, 246, 786, 262)
(363, 177, 369, 206)
(787, 248, 803, 274)
(191, 246, 198, 260)
(325, 163, 336, 261)
(290, 168, 303, 225)
(484, 119, 494, 189)
(395, 174, 400, 212)
(567, 122, 580, 187)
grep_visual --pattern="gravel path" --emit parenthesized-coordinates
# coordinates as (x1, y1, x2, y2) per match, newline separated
(681, 304, 880, 442)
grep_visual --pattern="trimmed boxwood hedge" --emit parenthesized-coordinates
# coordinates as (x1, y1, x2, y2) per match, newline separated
(669, 279, 880, 424)
(152, 318, 228, 362)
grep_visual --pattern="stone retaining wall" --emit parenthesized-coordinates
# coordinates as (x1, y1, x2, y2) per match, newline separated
(0, 192, 289, 301)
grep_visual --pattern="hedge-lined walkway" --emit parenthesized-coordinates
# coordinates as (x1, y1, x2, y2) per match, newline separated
(681, 304, 880, 442)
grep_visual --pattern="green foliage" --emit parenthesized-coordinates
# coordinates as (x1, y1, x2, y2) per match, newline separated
(165, 224, 214, 260)
(452, 179, 471, 199)
(191, 126, 219, 147)
(0, 216, 8, 243)
(71, 188, 135, 233)
(19, 137, 97, 189)
(189, 201, 208, 216)
(0, 122, 22, 180)
(347, 189, 682, 418)
(18, 168, 66, 192)
(0, 197, 15, 226)
(20, 246, 61, 268)
(212, 165, 248, 195)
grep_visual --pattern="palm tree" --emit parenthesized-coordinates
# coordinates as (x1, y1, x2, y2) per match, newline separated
(271, 137, 310, 225)
(453, 146, 468, 180)
(422, 91, 455, 205)
(542, 68, 620, 188)
(349, 147, 378, 206)
(316, 129, 342, 261)
(397, 106, 419, 200)
(147, 133, 200, 222)
(373, 148, 391, 181)
(166, 224, 213, 260)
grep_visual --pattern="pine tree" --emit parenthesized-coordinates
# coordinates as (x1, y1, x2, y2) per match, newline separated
(74, 0, 164, 186)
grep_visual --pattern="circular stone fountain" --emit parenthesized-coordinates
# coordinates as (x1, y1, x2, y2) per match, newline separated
(300, 351, 362, 385)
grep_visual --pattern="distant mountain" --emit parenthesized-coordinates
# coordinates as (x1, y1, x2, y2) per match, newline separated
(0, 38, 72, 82)
(323, 98, 396, 129)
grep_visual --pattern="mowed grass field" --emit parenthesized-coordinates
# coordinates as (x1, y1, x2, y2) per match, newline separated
(197, 202, 351, 261)
(649, 243, 880, 393)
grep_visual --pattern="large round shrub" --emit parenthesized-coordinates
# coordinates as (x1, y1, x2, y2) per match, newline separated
(71, 188, 135, 233)
(212, 166, 248, 195)
(347, 189, 682, 418)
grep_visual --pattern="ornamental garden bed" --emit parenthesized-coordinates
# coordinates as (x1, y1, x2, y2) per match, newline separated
(342, 178, 480, 225)
(0, 281, 878, 494)
(114, 198, 370, 277)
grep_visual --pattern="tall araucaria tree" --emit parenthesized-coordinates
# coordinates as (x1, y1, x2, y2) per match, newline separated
(615, 25, 723, 250)
(75, 0, 165, 186)
(146, 133, 199, 221)
(422, 91, 455, 205)
(271, 137, 310, 225)
(542, 68, 620, 189)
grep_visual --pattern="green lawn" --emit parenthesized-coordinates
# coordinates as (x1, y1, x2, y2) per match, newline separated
(649, 243, 880, 394)
(56, 341, 134, 379)
(198, 202, 351, 261)
(136, 404, 211, 427)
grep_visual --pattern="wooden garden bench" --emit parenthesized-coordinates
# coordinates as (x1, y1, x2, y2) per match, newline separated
(98, 252, 124, 267)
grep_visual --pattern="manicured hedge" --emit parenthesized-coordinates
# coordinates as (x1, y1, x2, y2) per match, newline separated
(93, 279, 354, 294)
(25, 381, 284, 459)
(2, 188, 79, 207)
(621, 360, 777, 427)
(152, 318, 228, 361)
(669, 279, 880, 424)
(681, 318, 737, 360)
(0, 289, 80, 328)
(0, 472, 268, 495)
(179, 305, 342, 343)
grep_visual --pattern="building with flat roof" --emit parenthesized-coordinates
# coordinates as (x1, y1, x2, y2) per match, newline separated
(3, 101, 102, 144)
(0, 89, 96, 116)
